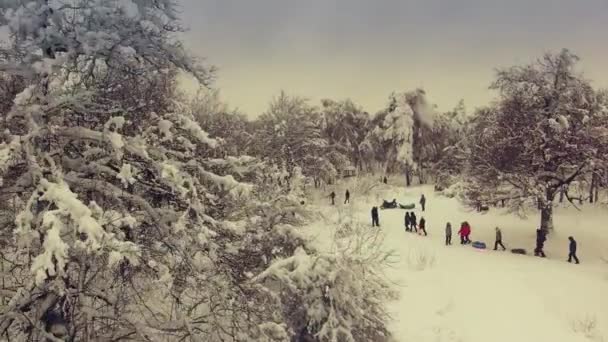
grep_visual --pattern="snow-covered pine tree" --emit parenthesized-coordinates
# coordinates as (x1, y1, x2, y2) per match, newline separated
(359, 93, 415, 182)
(464, 49, 608, 231)
(405, 89, 438, 184)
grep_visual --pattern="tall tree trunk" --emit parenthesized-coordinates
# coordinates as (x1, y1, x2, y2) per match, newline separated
(589, 173, 597, 204)
(540, 188, 555, 232)
(594, 181, 599, 204)
(404, 162, 412, 187)
(418, 162, 426, 184)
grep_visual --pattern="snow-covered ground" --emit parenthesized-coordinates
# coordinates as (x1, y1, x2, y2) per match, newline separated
(307, 178, 608, 342)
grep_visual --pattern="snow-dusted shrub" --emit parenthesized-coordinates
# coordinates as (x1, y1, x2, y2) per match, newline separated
(439, 179, 466, 199)
(407, 247, 437, 271)
(254, 221, 398, 341)
(571, 315, 605, 342)
(352, 176, 380, 197)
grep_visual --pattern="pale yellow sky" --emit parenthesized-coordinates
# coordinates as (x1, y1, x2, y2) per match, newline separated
(178, 0, 608, 117)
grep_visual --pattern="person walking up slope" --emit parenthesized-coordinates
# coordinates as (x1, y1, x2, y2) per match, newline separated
(330, 191, 336, 205)
(419, 217, 428, 236)
(445, 222, 452, 245)
(344, 189, 350, 204)
(494, 227, 506, 251)
(568, 236, 580, 264)
(420, 194, 426, 212)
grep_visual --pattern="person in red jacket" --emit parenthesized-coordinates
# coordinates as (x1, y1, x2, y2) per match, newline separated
(458, 221, 471, 244)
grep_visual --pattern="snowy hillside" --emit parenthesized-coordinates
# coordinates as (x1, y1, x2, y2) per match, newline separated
(308, 180, 608, 342)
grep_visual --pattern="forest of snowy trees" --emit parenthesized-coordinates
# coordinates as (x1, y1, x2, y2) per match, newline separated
(0, 0, 608, 341)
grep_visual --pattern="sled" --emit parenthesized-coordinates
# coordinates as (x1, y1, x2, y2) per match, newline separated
(399, 203, 415, 210)
(471, 241, 486, 249)
(380, 200, 398, 209)
(511, 248, 527, 255)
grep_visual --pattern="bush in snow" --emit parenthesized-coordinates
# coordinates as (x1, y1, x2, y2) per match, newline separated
(254, 220, 398, 342)
(407, 247, 437, 272)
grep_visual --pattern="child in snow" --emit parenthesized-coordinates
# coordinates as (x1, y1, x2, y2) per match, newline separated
(420, 194, 426, 212)
(445, 222, 452, 245)
(344, 189, 350, 204)
(418, 217, 428, 236)
(404, 212, 411, 231)
(568, 236, 580, 264)
(494, 227, 506, 251)
(330, 191, 336, 205)
(458, 222, 471, 244)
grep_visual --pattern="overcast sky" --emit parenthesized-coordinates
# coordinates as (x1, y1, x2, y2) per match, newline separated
(178, 0, 608, 116)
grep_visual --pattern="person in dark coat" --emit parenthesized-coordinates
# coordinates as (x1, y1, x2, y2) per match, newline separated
(404, 212, 411, 231)
(568, 236, 580, 264)
(344, 189, 350, 204)
(420, 194, 426, 212)
(410, 212, 418, 232)
(494, 227, 506, 251)
(445, 222, 452, 245)
(383, 176, 388, 184)
(330, 191, 336, 205)
(534, 229, 546, 257)
(371, 207, 380, 227)
(418, 217, 428, 236)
